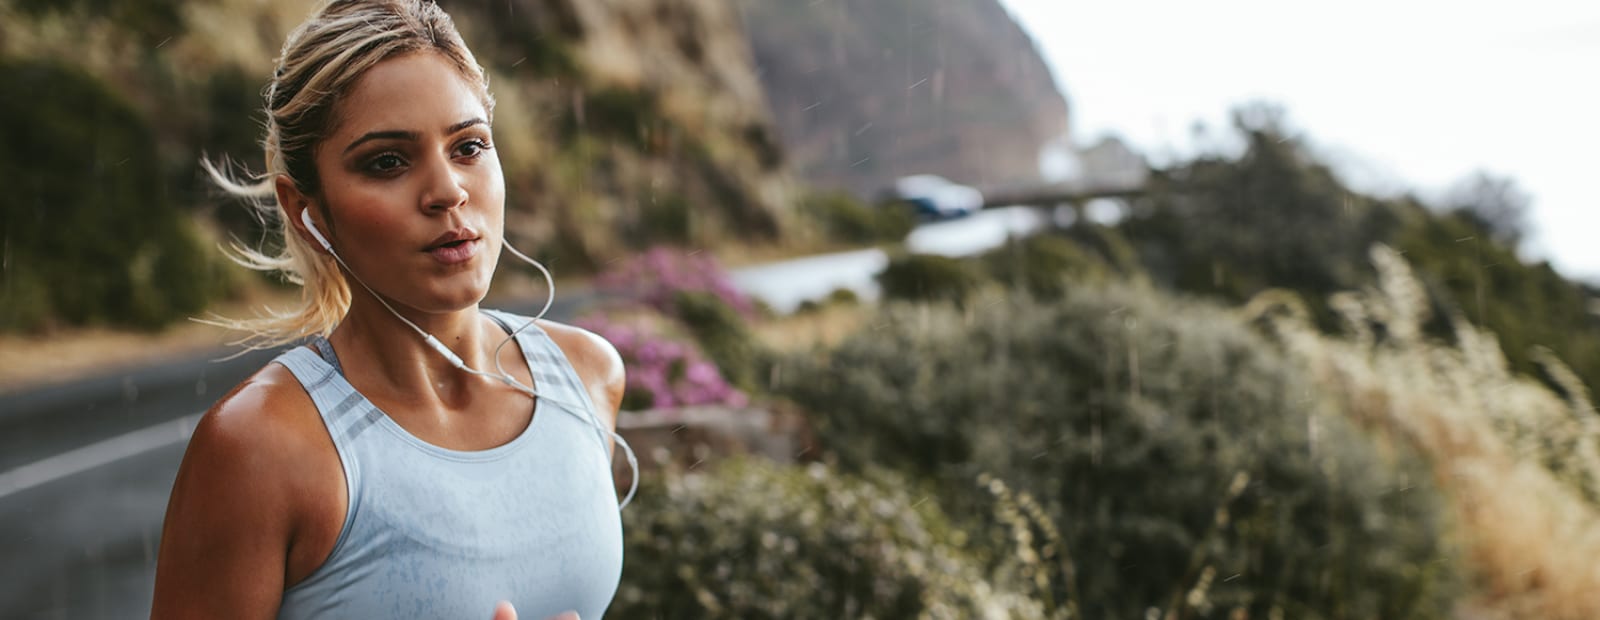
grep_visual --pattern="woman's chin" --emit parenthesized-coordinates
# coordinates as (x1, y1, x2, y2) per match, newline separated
(416, 281, 493, 314)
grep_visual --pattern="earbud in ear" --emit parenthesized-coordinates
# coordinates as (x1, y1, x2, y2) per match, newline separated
(299, 209, 334, 253)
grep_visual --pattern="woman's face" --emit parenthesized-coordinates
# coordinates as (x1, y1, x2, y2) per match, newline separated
(307, 51, 504, 316)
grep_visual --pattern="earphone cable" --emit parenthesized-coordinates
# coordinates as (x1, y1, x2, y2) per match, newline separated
(316, 230, 638, 509)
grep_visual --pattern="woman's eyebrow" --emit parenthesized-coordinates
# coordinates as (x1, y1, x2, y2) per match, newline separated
(343, 130, 418, 154)
(447, 118, 487, 134)
(343, 118, 487, 154)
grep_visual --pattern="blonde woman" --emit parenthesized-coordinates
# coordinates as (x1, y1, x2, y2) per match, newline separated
(152, 2, 625, 618)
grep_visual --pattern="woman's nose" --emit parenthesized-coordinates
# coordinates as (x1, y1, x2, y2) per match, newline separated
(420, 155, 469, 212)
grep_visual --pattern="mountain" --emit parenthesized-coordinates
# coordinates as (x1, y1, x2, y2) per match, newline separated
(735, 0, 1070, 197)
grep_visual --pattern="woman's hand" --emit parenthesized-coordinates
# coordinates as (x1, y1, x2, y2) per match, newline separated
(489, 601, 579, 620)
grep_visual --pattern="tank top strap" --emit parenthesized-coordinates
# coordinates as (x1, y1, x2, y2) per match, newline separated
(270, 345, 367, 506)
(274, 345, 366, 430)
(484, 309, 613, 457)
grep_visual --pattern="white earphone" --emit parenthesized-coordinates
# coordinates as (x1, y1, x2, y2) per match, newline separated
(300, 209, 334, 253)
(296, 208, 638, 508)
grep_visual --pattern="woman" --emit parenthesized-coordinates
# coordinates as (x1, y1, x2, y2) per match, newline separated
(151, 1, 625, 618)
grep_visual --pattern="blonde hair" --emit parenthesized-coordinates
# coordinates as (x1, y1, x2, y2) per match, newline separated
(204, 0, 495, 349)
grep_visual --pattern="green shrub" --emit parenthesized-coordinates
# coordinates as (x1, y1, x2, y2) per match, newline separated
(638, 192, 693, 246)
(1119, 117, 1401, 330)
(981, 234, 1109, 299)
(0, 60, 229, 331)
(671, 290, 770, 393)
(566, 86, 659, 146)
(826, 287, 860, 306)
(801, 191, 916, 244)
(16, 0, 187, 45)
(876, 253, 987, 307)
(1062, 221, 1143, 276)
(774, 285, 1457, 618)
(1395, 208, 1600, 391)
(614, 458, 1052, 618)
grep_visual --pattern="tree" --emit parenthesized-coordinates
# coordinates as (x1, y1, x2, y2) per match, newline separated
(1443, 170, 1531, 250)
(1119, 104, 1401, 328)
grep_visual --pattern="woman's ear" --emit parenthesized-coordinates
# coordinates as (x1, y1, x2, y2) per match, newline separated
(276, 175, 327, 253)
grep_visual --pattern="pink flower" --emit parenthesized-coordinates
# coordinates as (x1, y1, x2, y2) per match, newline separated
(576, 310, 747, 410)
(595, 247, 756, 318)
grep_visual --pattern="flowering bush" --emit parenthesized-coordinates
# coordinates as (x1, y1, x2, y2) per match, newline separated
(595, 247, 755, 317)
(577, 313, 746, 411)
(593, 247, 772, 393)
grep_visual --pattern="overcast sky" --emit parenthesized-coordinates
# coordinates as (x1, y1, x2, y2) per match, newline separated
(997, 0, 1600, 279)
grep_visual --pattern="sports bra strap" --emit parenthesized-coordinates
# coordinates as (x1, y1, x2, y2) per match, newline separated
(309, 336, 344, 376)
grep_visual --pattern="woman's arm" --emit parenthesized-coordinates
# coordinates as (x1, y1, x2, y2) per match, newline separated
(151, 372, 331, 619)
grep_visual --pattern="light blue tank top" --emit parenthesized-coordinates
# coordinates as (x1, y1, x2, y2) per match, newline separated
(272, 309, 622, 619)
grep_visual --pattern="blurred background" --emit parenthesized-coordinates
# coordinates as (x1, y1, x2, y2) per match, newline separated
(3, 0, 1599, 617)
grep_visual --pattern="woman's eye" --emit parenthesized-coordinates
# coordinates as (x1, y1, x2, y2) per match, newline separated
(367, 153, 406, 173)
(456, 139, 492, 159)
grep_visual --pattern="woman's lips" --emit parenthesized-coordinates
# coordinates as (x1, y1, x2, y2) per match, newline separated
(427, 238, 481, 264)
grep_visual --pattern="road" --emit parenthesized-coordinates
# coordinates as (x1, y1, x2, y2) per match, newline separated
(729, 206, 1050, 313)
(0, 207, 1050, 618)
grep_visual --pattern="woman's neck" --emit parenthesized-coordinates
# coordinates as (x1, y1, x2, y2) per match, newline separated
(329, 293, 497, 403)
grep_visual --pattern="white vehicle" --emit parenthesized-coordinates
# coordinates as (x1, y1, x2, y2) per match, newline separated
(889, 175, 983, 220)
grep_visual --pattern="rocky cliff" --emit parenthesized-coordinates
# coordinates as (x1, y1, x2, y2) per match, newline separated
(735, 0, 1070, 197)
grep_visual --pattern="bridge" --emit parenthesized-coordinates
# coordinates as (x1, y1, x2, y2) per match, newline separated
(979, 182, 1146, 210)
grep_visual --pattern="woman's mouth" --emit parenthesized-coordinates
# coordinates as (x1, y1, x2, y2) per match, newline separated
(426, 237, 481, 264)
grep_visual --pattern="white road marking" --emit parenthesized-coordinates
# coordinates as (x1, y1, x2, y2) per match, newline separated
(0, 412, 203, 500)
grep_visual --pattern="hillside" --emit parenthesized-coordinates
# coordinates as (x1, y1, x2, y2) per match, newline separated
(736, 0, 1070, 197)
(0, 0, 802, 330)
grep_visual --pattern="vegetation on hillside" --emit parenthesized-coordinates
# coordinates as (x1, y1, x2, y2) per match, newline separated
(1119, 108, 1600, 391)
(773, 284, 1457, 618)
(0, 0, 797, 332)
(607, 236, 1599, 616)
(0, 58, 235, 331)
(601, 104, 1600, 615)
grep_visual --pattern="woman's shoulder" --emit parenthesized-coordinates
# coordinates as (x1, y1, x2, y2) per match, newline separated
(518, 316, 626, 421)
(488, 310, 623, 384)
(183, 353, 339, 490)
(154, 353, 346, 608)
(535, 319, 621, 370)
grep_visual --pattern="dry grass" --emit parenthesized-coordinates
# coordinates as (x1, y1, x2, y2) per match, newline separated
(750, 303, 869, 353)
(0, 321, 231, 392)
(0, 285, 296, 392)
(1247, 245, 1600, 619)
